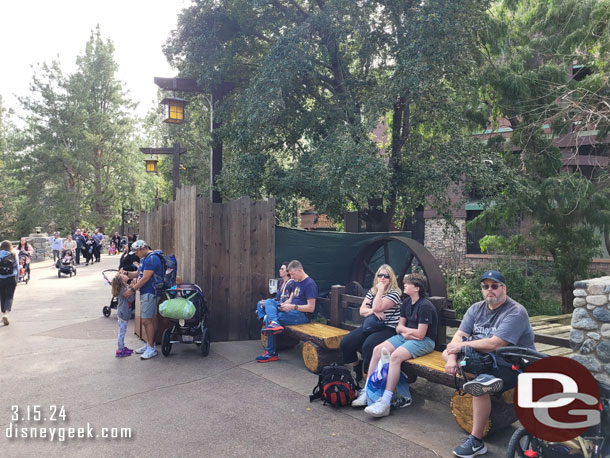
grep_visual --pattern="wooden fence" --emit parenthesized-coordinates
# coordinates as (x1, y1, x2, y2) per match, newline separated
(139, 186, 275, 341)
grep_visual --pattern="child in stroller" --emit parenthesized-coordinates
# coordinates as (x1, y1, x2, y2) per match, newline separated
(56, 249, 77, 278)
(17, 252, 31, 284)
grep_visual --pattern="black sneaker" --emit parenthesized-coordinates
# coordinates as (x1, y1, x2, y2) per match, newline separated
(453, 435, 487, 458)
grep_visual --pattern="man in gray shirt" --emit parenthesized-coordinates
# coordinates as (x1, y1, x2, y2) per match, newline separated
(443, 270, 535, 458)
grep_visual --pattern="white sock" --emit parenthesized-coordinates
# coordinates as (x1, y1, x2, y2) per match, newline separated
(381, 390, 393, 405)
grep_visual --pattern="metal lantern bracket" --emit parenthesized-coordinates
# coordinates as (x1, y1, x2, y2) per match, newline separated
(140, 144, 187, 200)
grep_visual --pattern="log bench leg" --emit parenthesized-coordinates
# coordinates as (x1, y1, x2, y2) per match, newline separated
(302, 341, 343, 373)
(450, 389, 517, 437)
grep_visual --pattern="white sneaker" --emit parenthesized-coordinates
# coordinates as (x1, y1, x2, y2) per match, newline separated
(140, 348, 158, 360)
(364, 399, 390, 417)
(351, 389, 368, 407)
(134, 345, 148, 354)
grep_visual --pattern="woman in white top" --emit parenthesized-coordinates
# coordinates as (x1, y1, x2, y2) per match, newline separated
(339, 264, 402, 383)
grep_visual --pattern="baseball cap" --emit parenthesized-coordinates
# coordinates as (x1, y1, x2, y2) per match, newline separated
(131, 240, 148, 251)
(481, 270, 505, 284)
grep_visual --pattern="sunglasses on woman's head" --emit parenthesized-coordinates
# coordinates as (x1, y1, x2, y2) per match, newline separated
(481, 283, 502, 290)
(377, 274, 390, 279)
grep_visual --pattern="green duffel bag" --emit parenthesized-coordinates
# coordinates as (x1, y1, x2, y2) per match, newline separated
(159, 297, 196, 320)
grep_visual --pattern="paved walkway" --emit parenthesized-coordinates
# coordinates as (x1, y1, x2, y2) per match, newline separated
(0, 255, 515, 457)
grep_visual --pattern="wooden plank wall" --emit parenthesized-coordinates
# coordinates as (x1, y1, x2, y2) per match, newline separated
(139, 185, 275, 342)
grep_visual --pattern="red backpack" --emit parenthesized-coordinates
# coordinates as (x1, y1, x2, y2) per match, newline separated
(309, 363, 358, 407)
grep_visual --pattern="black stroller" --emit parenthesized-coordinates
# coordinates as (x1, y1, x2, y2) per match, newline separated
(102, 269, 119, 317)
(499, 346, 610, 458)
(17, 252, 31, 284)
(160, 283, 210, 357)
(56, 249, 77, 278)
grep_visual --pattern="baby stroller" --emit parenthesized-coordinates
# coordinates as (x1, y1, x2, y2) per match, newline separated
(160, 283, 210, 357)
(499, 346, 610, 458)
(17, 252, 31, 284)
(56, 249, 77, 278)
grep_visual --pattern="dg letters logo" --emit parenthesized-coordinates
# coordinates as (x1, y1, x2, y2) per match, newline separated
(514, 356, 601, 442)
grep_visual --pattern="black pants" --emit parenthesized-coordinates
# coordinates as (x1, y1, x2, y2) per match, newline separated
(75, 246, 81, 264)
(95, 245, 101, 262)
(340, 324, 397, 372)
(0, 276, 17, 313)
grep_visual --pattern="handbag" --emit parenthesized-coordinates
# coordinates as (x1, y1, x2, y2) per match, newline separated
(362, 314, 386, 333)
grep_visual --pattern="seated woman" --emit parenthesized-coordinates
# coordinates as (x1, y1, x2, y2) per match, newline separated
(353, 273, 438, 417)
(339, 264, 402, 384)
(256, 261, 295, 321)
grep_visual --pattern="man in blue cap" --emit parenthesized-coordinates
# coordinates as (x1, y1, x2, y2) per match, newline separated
(443, 270, 535, 458)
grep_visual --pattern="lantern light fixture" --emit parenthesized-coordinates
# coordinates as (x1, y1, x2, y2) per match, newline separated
(161, 96, 188, 124)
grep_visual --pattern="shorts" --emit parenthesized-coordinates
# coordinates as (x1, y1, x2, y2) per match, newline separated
(140, 293, 159, 319)
(387, 334, 435, 359)
(489, 364, 519, 392)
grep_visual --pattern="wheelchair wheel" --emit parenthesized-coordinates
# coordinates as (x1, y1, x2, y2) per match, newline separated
(507, 427, 535, 458)
(102, 306, 111, 317)
(162, 328, 172, 356)
(200, 328, 210, 357)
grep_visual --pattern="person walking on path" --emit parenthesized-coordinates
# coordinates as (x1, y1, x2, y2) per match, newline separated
(257, 260, 317, 362)
(62, 234, 77, 258)
(443, 270, 535, 458)
(48, 232, 63, 264)
(0, 240, 19, 326)
(122, 240, 164, 360)
(73, 229, 85, 265)
(93, 229, 104, 262)
(16, 237, 34, 281)
(111, 272, 135, 357)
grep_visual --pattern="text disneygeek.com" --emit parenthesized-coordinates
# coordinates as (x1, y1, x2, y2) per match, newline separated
(6, 405, 132, 442)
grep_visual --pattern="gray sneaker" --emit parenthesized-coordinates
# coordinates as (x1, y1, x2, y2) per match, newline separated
(2, 315, 8, 326)
(364, 399, 390, 418)
(140, 348, 158, 360)
(462, 374, 503, 397)
(351, 389, 368, 407)
(453, 435, 487, 457)
(134, 345, 149, 355)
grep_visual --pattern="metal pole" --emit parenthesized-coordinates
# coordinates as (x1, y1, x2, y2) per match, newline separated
(173, 142, 180, 200)
(210, 91, 222, 203)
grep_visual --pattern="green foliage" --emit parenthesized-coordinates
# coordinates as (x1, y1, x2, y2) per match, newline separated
(167, 0, 505, 231)
(5, 28, 155, 234)
(474, 0, 610, 312)
(449, 261, 561, 319)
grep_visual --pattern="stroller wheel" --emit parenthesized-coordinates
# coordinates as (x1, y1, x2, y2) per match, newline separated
(102, 306, 111, 317)
(57, 270, 61, 278)
(200, 328, 210, 357)
(161, 328, 172, 356)
(506, 426, 535, 458)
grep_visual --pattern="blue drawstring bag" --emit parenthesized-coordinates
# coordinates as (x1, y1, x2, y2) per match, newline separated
(366, 348, 391, 405)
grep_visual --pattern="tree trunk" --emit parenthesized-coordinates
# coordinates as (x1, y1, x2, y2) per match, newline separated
(560, 279, 575, 314)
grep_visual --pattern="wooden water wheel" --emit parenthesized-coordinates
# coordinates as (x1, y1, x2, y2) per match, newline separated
(349, 236, 447, 297)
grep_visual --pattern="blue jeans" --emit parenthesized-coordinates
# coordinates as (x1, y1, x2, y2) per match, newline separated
(262, 301, 308, 355)
(117, 318, 127, 350)
(256, 299, 279, 321)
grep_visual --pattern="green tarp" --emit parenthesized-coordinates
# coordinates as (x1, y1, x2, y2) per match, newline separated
(275, 227, 412, 296)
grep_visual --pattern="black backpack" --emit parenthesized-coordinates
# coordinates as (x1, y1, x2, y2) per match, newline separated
(309, 363, 358, 407)
(0, 255, 15, 275)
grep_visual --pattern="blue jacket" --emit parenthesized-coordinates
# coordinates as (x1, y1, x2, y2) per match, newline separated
(0, 250, 19, 279)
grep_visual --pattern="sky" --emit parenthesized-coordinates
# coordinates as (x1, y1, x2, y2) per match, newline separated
(0, 0, 192, 121)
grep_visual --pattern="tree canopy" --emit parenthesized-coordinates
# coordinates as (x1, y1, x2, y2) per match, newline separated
(165, 0, 506, 230)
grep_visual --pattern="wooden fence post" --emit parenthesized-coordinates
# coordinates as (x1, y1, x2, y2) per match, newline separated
(330, 285, 345, 327)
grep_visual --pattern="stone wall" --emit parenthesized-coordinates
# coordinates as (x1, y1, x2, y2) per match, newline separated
(424, 217, 466, 270)
(570, 276, 610, 384)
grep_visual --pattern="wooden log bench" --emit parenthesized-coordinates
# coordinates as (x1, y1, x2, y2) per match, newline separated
(261, 322, 349, 373)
